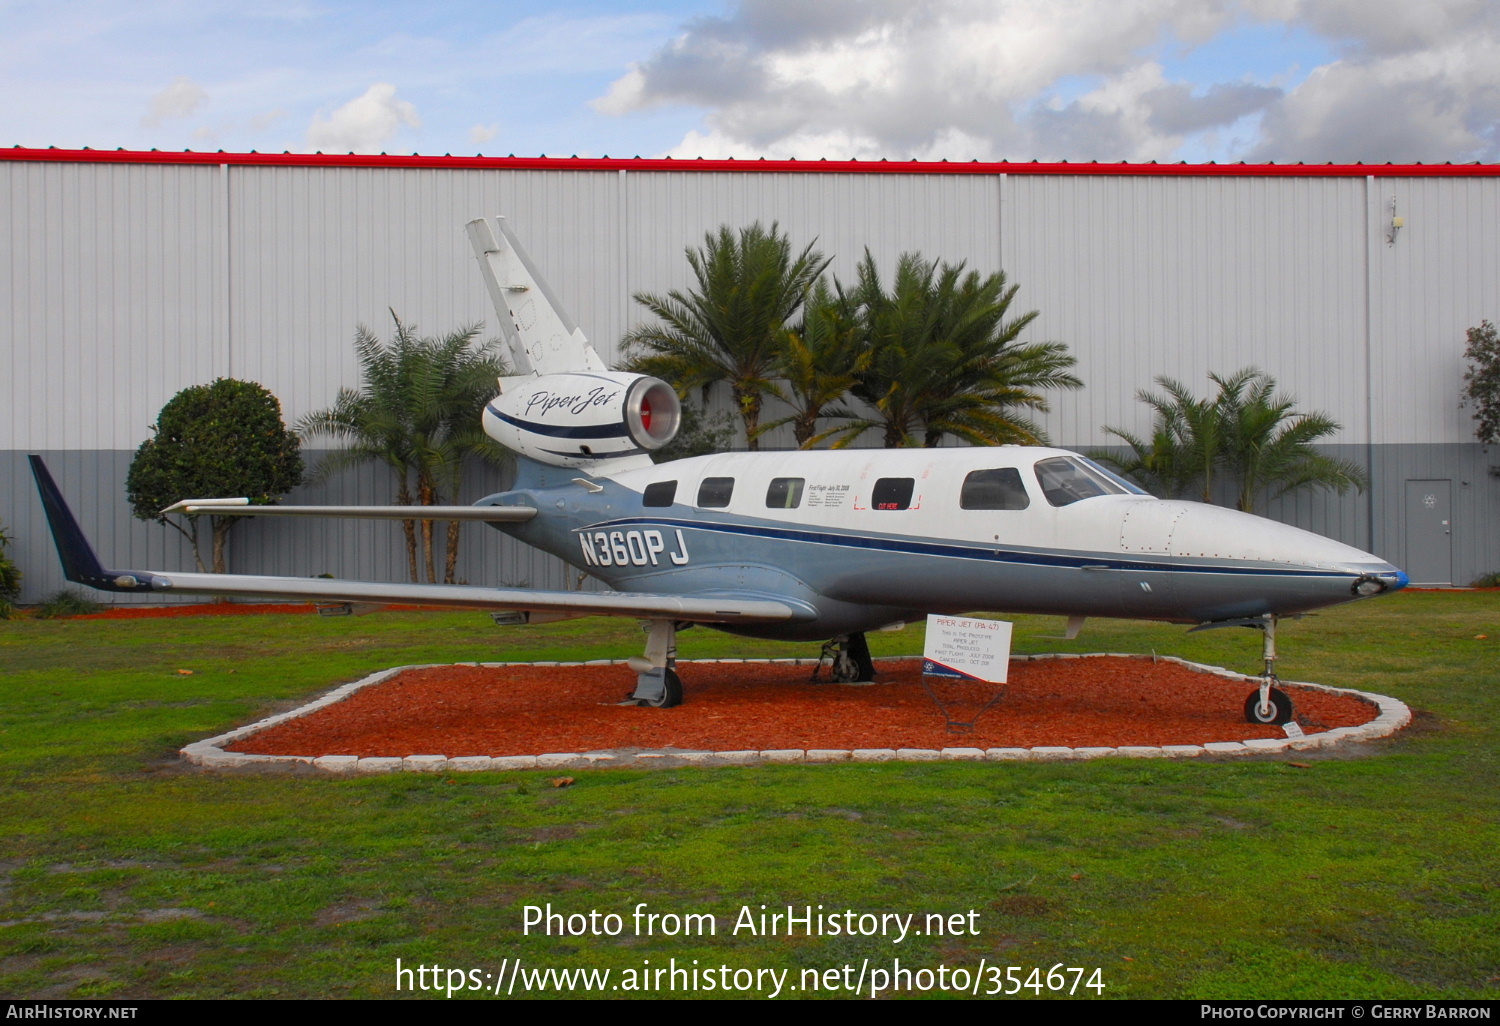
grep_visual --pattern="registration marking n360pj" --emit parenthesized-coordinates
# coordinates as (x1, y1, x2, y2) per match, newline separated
(578, 528, 689, 567)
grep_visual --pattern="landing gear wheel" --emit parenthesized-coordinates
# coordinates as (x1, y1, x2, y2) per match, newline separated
(1244, 686, 1294, 725)
(640, 668, 683, 709)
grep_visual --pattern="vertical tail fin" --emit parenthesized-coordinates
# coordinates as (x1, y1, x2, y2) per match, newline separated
(466, 216, 609, 378)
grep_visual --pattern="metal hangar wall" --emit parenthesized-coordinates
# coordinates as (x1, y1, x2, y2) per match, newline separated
(2, 148, 1496, 601)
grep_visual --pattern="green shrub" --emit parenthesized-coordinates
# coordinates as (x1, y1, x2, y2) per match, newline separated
(0, 519, 20, 619)
(1471, 571, 1500, 589)
(34, 589, 104, 619)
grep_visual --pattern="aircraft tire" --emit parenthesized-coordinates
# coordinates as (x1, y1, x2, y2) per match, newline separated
(1243, 686, 1293, 725)
(642, 668, 683, 709)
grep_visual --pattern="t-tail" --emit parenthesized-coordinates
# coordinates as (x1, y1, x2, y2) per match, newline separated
(466, 216, 680, 474)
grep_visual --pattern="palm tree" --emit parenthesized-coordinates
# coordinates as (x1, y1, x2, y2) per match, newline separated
(1097, 371, 1251, 501)
(1096, 368, 1366, 512)
(833, 251, 1080, 448)
(298, 315, 508, 584)
(624, 223, 829, 450)
(1217, 371, 1367, 513)
(757, 280, 868, 448)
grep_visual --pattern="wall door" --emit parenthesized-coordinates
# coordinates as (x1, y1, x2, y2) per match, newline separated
(1404, 480, 1453, 586)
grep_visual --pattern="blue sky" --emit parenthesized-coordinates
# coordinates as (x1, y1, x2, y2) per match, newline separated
(1, 1, 1494, 163)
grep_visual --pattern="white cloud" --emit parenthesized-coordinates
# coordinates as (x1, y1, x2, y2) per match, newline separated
(142, 76, 208, 127)
(469, 123, 498, 146)
(596, 0, 1500, 163)
(1250, 10, 1500, 161)
(305, 83, 421, 154)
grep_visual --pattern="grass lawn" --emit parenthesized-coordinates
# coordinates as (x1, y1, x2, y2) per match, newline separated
(1, 591, 1496, 1000)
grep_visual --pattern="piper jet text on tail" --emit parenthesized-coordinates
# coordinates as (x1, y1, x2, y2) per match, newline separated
(31, 216, 1407, 717)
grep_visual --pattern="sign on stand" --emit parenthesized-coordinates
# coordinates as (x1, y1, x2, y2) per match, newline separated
(921, 615, 1013, 732)
(922, 615, 1012, 682)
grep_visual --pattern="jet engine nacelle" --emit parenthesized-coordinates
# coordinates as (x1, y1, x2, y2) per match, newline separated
(482, 372, 681, 469)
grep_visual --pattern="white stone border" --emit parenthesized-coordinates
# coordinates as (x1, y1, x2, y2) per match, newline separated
(180, 654, 1412, 773)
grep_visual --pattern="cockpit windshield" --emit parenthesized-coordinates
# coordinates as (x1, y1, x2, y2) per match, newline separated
(1033, 456, 1145, 506)
(1077, 457, 1149, 496)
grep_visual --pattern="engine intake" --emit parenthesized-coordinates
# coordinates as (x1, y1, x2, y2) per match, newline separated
(482, 372, 681, 469)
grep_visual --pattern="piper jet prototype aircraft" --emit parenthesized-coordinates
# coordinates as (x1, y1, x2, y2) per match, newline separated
(30, 216, 1408, 721)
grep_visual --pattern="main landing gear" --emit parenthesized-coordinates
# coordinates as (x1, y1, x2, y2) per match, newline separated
(812, 632, 876, 684)
(626, 619, 683, 708)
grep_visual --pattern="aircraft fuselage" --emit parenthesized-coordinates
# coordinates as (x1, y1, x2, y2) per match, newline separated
(483, 446, 1407, 641)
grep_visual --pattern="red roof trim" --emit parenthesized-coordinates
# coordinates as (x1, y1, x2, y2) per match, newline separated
(3, 146, 1497, 177)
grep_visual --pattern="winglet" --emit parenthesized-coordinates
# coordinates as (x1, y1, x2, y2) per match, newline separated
(28, 456, 163, 593)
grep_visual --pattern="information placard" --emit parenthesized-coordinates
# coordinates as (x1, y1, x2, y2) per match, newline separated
(922, 615, 1013, 683)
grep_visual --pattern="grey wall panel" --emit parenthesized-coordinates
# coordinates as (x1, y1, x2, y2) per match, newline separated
(227, 167, 625, 423)
(1005, 175, 1369, 448)
(1369, 444, 1499, 586)
(5, 159, 1499, 605)
(1369, 177, 1500, 446)
(2, 162, 225, 450)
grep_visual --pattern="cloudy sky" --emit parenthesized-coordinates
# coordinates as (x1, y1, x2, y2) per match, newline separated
(2, 0, 1496, 164)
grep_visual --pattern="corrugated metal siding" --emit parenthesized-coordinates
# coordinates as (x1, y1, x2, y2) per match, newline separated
(229, 167, 615, 421)
(2, 162, 225, 450)
(1005, 175, 1369, 447)
(1369, 176, 1500, 446)
(5, 160, 1499, 599)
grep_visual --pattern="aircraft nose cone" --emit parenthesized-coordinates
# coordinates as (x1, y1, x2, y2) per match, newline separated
(1354, 566, 1408, 597)
(1157, 502, 1378, 567)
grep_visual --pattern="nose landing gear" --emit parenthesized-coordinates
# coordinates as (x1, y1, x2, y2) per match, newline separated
(1189, 613, 1298, 726)
(1246, 614, 1295, 726)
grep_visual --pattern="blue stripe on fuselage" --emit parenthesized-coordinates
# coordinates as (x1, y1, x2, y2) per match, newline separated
(487, 404, 631, 440)
(576, 516, 1355, 578)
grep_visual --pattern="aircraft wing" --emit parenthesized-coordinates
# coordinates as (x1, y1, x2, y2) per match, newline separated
(29, 456, 799, 625)
(158, 499, 537, 522)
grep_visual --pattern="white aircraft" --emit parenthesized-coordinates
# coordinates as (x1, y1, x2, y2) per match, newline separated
(30, 217, 1408, 722)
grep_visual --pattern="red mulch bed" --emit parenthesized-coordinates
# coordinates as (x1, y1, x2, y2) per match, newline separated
(233, 658, 1378, 758)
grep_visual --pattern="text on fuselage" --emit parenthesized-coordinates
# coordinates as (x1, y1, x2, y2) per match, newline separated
(577, 528, 690, 568)
(524, 386, 619, 418)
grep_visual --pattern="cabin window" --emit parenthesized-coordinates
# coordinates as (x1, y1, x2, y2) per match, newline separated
(1034, 456, 1130, 507)
(765, 477, 804, 509)
(960, 468, 1030, 510)
(697, 477, 735, 508)
(642, 480, 677, 507)
(871, 477, 915, 510)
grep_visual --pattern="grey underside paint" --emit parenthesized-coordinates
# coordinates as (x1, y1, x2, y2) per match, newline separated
(6, 443, 1496, 606)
